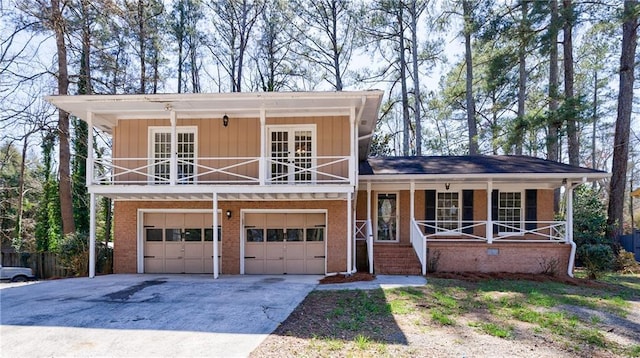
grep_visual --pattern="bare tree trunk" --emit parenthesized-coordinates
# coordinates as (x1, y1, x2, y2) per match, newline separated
(563, 0, 579, 166)
(331, 0, 343, 91)
(138, 0, 146, 93)
(51, 0, 75, 235)
(463, 0, 478, 155)
(410, 0, 422, 155)
(515, 0, 527, 156)
(607, 0, 637, 243)
(397, 5, 410, 156)
(16, 134, 29, 242)
(548, 0, 561, 212)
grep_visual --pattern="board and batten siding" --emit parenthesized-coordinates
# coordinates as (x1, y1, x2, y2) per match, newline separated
(112, 116, 349, 183)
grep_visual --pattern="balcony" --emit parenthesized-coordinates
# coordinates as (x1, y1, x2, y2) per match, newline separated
(91, 155, 352, 187)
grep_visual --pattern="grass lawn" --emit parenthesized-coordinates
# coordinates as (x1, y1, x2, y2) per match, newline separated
(251, 272, 640, 358)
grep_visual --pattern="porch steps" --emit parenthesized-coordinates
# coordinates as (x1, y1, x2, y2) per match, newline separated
(373, 245, 423, 275)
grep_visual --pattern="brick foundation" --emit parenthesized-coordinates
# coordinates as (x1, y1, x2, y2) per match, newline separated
(426, 242, 571, 275)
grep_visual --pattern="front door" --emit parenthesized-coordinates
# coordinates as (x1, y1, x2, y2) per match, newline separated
(376, 193, 399, 242)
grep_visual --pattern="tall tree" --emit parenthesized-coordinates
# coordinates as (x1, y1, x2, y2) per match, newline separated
(207, 0, 263, 92)
(562, 0, 580, 166)
(254, 0, 294, 91)
(290, 0, 362, 91)
(547, 0, 561, 163)
(462, 0, 478, 155)
(50, 0, 75, 235)
(607, 0, 638, 242)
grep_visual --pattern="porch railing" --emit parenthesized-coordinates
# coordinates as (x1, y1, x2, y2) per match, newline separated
(412, 220, 566, 243)
(355, 220, 374, 274)
(410, 219, 427, 275)
(92, 155, 350, 185)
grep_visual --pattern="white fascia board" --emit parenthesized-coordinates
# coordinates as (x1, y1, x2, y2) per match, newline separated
(88, 184, 356, 195)
(358, 172, 609, 182)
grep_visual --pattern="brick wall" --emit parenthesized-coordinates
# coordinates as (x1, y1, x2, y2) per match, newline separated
(426, 242, 571, 275)
(113, 199, 348, 274)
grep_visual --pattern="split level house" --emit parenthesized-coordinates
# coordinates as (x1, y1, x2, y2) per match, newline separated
(46, 91, 608, 279)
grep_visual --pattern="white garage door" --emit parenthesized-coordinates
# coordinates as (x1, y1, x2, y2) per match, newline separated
(244, 212, 325, 274)
(144, 213, 221, 274)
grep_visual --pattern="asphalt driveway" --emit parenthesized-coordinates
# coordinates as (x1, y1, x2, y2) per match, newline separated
(0, 274, 320, 357)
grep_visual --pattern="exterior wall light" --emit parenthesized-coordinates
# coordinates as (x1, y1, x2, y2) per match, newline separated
(223, 114, 229, 127)
(226, 210, 232, 219)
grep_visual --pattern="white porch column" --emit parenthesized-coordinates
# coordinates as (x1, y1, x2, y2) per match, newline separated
(349, 107, 356, 186)
(566, 182, 574, 243)
(486, 181, 493, 244)
(213, 193, 219, 279)
(366, 182, 373, 274)
(89, 193, 96, 278)
(86, 112, 94, 187)
(347, 192, 353, 274)
(410, 181, 415, 243)
(169, 110, 177, 185)
(565, 181, 577, 277)
(259, 109, 266, 185)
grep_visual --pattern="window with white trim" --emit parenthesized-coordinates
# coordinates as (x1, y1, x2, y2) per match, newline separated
(498, 191, 522, 233)
(149, 127, 196, 183)
(436, 192, 459, 231)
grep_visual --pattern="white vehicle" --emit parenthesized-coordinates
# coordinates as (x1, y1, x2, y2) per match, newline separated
(0, 264, 35, 282)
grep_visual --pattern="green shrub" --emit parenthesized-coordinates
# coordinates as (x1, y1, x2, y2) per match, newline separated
(578, 243, 614, 279)
(615, 249, 640, 274)
(56, 232, 113, 276)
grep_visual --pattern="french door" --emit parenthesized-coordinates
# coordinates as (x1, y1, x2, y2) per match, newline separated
(268, 125, 315, 184)
(149, 127, 196, 183)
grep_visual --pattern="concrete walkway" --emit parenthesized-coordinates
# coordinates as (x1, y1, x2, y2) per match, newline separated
(315, 274, 427, 291)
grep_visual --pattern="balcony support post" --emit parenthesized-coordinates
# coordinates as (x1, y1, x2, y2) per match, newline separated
(259, 109, 266, 185)
(347, 191, 353, 274)
(170, 110, 177, 185)
(86, 111, 94, 186)
(349, 106, 356, 186)
(89, 192, 96, 278)
(213, 192, 219, 279)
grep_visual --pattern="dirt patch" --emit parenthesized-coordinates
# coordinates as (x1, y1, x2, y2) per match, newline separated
(318, 272, 376, 284)
(428, 271, 612, 288)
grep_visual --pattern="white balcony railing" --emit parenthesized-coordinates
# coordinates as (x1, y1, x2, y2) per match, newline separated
(91, 155, 350, 186)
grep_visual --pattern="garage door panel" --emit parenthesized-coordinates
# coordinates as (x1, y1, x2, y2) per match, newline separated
(244, 212, 325, 275)
(184, 243, 203, 258)
(306, 259, 324, 274)
(184, 259, 204, 273)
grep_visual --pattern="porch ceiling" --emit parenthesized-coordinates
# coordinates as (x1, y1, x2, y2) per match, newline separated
(90, 186, 351, 201)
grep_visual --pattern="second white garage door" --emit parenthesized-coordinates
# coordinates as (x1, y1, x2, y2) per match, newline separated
(143, 212, 221, 274)
(244, 212, 325, 274)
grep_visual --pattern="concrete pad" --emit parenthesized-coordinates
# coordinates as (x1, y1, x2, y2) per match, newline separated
(0, 274, 320, 357)
(314, 275, 427, 291)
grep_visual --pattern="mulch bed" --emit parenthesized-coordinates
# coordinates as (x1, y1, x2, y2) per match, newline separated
(318, 272, 376, 284)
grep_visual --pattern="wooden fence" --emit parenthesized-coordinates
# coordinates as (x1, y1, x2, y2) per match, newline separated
(2, 252, 68, 279)
(1, 251, 113, 279)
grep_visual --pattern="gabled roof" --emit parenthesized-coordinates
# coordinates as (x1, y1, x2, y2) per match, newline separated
(360, 155, 609, 185)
